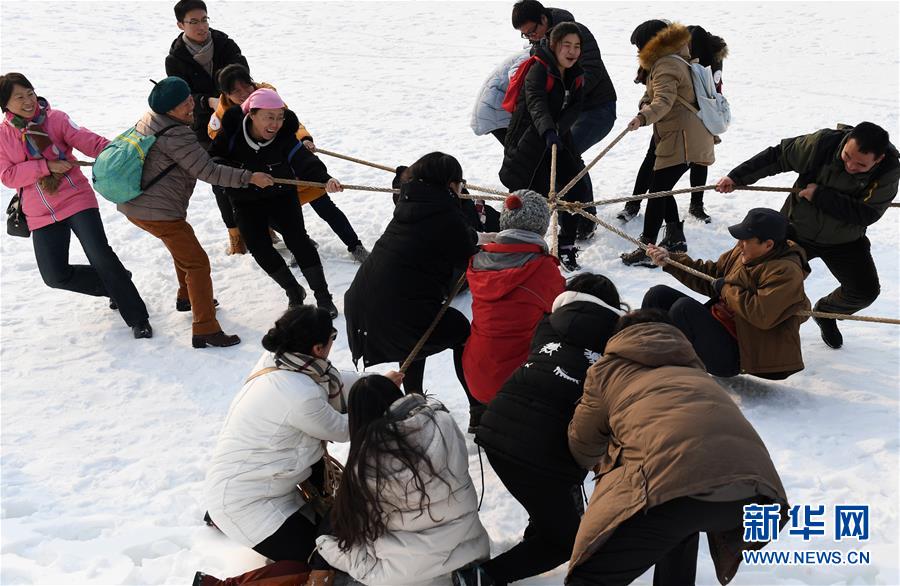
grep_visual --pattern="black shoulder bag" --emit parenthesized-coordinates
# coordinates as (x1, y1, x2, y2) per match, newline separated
(6, 189, 30, 238)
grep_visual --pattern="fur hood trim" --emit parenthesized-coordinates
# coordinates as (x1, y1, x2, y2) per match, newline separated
(638, 23, 692, 70)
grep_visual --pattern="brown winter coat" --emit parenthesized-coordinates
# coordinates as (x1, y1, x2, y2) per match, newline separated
(117, 111, 250, 221)
(567, 322, 789, 585)
(665, 241, 812, 378)
(637, 23, 715, 170)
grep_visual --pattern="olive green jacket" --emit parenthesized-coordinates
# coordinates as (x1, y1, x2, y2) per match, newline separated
(728, 128, 899, 245)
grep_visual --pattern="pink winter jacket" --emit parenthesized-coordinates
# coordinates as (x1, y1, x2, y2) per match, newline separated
(0, 100, 108, 231)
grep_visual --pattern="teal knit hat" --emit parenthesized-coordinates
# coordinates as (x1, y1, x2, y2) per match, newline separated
(148, 77, 191, 114)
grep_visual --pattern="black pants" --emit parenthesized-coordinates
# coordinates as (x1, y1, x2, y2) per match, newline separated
(642, 164, 689, 243)
(632, 139, 708, 208)
(308, 195, 361, 250)
(233, 193, 322, 273)
(567, 496, 753, 586)
(799, 236, 880, 315)
(642, 285, 740, 377)
(253, 508, 319, 563)
(32, 208, 148, 327)
(404, 340, 480, 407)
(481, 451, 583, 585)
(213, 185, 237, 228)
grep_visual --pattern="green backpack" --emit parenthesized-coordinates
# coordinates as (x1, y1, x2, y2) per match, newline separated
(92, 124, 178, 203)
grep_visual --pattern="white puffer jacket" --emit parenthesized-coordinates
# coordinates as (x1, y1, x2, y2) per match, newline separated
(470, 51, 530, 136)
(316, 395, 490, 586)
(204, 352, 358, 548)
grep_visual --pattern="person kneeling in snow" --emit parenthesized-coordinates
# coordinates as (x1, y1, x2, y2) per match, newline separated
(462, 190, 565, 415)
(202, 306, 394, 566)
(311, 375, 490, 586)
(455, 273, 625, 586)
(565, 310, 789, 586)
(642, 207, 811, 380)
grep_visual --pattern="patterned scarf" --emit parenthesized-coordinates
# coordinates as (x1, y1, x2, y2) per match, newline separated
(275, 351, 346, 413)
(182, 33, 214, 77)
(5, 98, 64, 194)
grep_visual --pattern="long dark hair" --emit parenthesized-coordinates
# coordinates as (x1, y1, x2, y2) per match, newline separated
(329, 376, 451, 550)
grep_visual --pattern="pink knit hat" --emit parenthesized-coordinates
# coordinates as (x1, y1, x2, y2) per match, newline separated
(241, 88, 286, 114)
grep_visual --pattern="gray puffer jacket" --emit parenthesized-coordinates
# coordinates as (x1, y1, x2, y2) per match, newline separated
(117, 111, 250, 221)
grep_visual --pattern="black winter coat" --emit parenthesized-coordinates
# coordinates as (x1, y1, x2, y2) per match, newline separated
(209, 105, 331, 204)
(165, 29, 248, 144)
(533, 8, 617, 109)
(476, 293, 620, 483)
(499, 45, 589, 200)
(345, 181, 479, 367)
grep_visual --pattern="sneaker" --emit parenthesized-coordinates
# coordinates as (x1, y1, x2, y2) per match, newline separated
(467, 403, 487, 434)
(192, 331, 241, 349)
(176, 298, 219, 312)
(132, 320, 153, 339)
(558, 246, 580, 271)
(616, 200, 641, 223)
(349, 243, 370, 263)
(452, 565, 496, 586)
(813, 303, 843, 349)
(689, 203, 712, 223)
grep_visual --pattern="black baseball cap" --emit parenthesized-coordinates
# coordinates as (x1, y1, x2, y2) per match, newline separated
(728, 208, 788, 243)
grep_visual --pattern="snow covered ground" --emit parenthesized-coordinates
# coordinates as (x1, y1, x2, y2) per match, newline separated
(1, 1, 898, 584)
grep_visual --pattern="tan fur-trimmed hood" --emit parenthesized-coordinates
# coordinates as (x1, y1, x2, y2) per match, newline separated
(638, 22, 692, 70)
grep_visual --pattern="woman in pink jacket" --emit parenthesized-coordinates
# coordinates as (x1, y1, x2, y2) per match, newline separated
(0, 73, 151, 338)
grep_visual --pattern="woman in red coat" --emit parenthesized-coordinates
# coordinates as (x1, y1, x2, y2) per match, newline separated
(464, 190, 564, 412)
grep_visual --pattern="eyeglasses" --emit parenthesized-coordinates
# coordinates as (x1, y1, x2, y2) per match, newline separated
(520, 22, 540, 39)
(330, 329, 338, 342)
(182, 16, 210, 25)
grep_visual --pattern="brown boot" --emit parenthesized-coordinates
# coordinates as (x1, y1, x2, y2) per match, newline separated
(304, 570, 335, 586)
(226, 228, 247, 255)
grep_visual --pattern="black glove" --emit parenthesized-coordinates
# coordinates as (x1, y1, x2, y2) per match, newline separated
(712, 278, 726, 297)
(544, 129, 562, 150)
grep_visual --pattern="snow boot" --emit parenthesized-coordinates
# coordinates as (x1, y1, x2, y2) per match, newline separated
(659, 220, 688, 253)
(226, 227, 247, 255)
(813, 301, 843, 349)
(558, 246, 580, 271)
(621, 235, 657, 268)
(617, 200, 641, 222)
(689, 202, 712, 223)
(132, 320, 153, 339)
(349, 242, 370, 264)
(270, 265, 307, 308)
(302, 264, 338, 318)
(192, 330, 241, 349)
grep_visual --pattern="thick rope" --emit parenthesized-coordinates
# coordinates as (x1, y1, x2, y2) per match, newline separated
(570, 185, 798, 208)
(556, 127, 631, 199)
(399, 272, 469, 374)
(313, 147, 396, 173)
(548, 143, 559, 258)
(271, 177, 397, 193)
(558, 202, 900, 325)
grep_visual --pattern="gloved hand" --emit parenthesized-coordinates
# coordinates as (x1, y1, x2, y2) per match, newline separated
(712, 278, 726, 297)
(544, 129, 562, 150)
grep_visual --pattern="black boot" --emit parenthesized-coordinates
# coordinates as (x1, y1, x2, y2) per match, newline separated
(689, 202, 712, 223)
(301, 264, 338, 318)
(617, 200, 641, 222)
(659, 220, 688, 253)
(813, 301, 844, 349)
(269, 265, 306, 308)
(621, 235, 657, 268)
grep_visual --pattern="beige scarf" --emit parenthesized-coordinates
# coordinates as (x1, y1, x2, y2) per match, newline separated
(182, 33, 214, 77)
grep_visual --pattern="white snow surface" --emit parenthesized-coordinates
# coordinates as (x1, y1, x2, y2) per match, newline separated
(1, 1, 899, 585)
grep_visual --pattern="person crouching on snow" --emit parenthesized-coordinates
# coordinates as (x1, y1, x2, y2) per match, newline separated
(455, 273, 626, 586)
(203, 306, 396, 564)
(642, 207, 811, 380)
(209, 88, 342, 317)
(462, 190, 565, 420)
(311, 374, 490, 586)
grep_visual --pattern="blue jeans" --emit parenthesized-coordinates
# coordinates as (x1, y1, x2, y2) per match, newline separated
(32, 208, 148, 326)
(569, 101, 616, 236)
